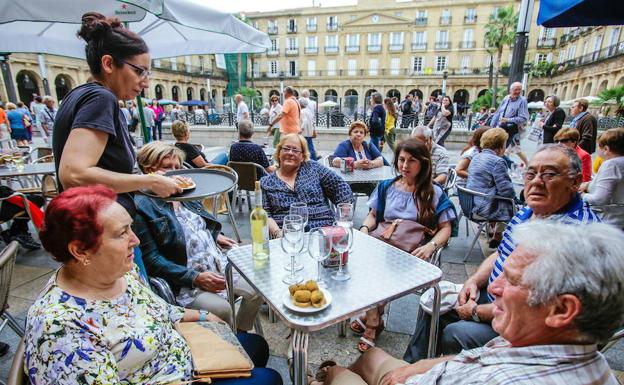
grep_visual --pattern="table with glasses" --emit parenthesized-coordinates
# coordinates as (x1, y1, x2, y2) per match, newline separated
(0, 163, 55, 179)
(225, 230, 443, 385)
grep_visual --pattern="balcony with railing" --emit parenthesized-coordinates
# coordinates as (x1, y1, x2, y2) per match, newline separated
(268, 25, 278, 34)
(537, 37, 557, 48)
(389, 44, 404, 52)
(411, 42, 427, 51)
(345, 45, 360, 53)
(326, 23, 338, 31)
(559, 34, 569, 46)
(306, 24, 317, 32)
(285, 48, 299, 56)
(439, 16, 452, 25)
(266, 49, 280, 56)
(367, 44, 382, 52)
(580, 26, 593, 36)
(435, 41, 451, 50)
(464, 15, 477, 24)
(562, 43, 624, 70)
(153, 61, 223, 78)
(287, 26, 297, 33)
(324, 46, 339, 54)
(459, 41, 475, 49)
(414, 17, 427, 26)
(251, 67, 491, 79)
(304, 47, 318, 54)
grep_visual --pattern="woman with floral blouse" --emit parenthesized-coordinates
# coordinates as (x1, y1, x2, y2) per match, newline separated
(25, 185, 282, 385)
(261, 134, 353, 236)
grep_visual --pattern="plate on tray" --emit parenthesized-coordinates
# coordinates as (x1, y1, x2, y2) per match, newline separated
(139, 168, 236, 201)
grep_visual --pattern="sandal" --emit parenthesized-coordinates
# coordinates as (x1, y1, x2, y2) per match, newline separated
(349, 317, 366, 335)
(314, 360, 337, 383)
(357, 320, 385, 353)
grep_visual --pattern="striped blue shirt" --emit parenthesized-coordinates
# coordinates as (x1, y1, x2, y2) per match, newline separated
(487, 194, 601, 301)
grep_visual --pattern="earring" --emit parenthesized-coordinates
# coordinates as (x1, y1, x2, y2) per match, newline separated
(82, 259, 91, 267)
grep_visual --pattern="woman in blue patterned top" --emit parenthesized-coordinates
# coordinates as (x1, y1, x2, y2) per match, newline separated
(261, 134, 353, 237)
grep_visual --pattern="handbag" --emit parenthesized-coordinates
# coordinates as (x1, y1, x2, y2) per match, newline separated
(370, 218, 434, 253)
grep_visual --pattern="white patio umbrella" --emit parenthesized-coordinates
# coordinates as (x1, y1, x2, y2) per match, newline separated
(527, 101, 544, 109)
(0, 0, 270, 58)
(319, 100, 339, 108)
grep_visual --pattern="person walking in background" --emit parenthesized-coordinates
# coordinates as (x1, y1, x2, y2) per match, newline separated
(136, 102, 156, 140)
(16, 102, 33, 142)
(268, 86, 300, 136)
(489, 82, 529, 166)
(368, 92, 385, 151)
(299, 97, 318, 160)
(235, 94, 249, 129)
(538, 94, 565, 144)
(429, 95, 454, 147)
(5, 102, 29, 146)
(37, 96, 57, 143)
(569, 98, 598, 154)
(266, 94, 282, 146)
(301, 89, 317, 115)
(148, 99, 164, 140)
(423, 96, 439, 126)
(400, 94, 414, 128)
(0, 102, 10, 146)
(384, 97, 397, 151)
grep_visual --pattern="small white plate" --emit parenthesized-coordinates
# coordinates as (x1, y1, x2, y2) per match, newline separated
(283, 288, 332, 313)
(176, 178, 196, 191)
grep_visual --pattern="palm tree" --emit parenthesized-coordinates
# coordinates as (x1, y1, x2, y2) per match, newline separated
(484, 4, 518, 107)
(597, 85, 624, 117)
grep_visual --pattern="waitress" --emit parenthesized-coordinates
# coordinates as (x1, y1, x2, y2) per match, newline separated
(53, 12, 180, 217)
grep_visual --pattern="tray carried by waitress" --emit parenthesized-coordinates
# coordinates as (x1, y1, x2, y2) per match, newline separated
(141, 168, 237, 202)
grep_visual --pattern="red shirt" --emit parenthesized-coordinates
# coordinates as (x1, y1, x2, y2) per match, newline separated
(575, 146, 592, 182)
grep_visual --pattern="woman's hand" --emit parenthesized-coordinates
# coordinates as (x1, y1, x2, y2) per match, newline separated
(578, 181, 589, 193)
(411, 242, 436, 260)
(217, 234, 238, 249)
(538, 120, 545, 128)
(193, 272, 226, 292)
(148, 174, 182, 198)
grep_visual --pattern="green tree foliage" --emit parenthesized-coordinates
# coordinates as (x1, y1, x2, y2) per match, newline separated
(530, 61, 557, 78)
(484, 4, 518, 107)
(597, 85, 624, 117)
(472, 88, 506, 112)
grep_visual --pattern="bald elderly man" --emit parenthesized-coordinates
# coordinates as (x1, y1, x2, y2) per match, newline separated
(490, 82, 529, 165)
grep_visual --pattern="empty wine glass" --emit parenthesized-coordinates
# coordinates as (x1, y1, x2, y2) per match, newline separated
(285, 202, 308, 271)
(331, 224, 352, 281)
(307, 228, 331, 288)
(336, 202, 354, 227)
(281, 214, 304, 284)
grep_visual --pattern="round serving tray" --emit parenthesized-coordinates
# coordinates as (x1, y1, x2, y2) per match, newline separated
(140, 168, 237, 202)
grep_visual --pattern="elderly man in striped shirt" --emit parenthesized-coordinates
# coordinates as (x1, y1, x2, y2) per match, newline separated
(403, 144, 601, 363)
(318, 221, 621, 385)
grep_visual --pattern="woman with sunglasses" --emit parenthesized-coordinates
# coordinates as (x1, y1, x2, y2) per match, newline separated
(53, 12, 180, 218)
(261, 134, 353, 237)
(553, 128, 592, 182)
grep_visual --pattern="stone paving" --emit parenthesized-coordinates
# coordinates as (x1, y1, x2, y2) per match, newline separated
(1, 141, 622, 384)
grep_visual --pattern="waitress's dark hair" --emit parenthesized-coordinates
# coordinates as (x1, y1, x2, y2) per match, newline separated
(77, 12, 149, 76)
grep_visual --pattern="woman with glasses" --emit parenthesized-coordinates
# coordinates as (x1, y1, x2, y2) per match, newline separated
(261, 134, 353, 237)
(331, 121, 384, 170)
(466, 128, 516, 248)
(52, 12, 180, 218)
(553, 128, 592, 182)
(266, 95, 282, 147)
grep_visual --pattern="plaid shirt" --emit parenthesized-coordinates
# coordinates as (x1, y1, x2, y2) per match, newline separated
(431, 143, 449, 179)
(405, 337, 617, 385)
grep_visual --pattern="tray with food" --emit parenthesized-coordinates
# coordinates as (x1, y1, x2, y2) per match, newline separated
(282, 280, 332, 313)
(139, 168, 236, 202)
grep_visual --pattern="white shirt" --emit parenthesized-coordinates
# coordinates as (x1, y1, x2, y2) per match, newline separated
(300, 107, 315, 137)
(236, 101, 249, 122)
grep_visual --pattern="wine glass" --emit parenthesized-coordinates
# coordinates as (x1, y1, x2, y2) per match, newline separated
(336, 202, 354, 227)
(307, 228, 331, 288)
(281, 215, 304, 284)
(285, 202, 308, 271)
(331, 224, 352, 281)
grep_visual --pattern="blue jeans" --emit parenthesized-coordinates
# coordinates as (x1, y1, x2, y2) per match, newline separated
(305, 137, 318, 160)
(370, 135, 383, 152)
(211, 152, 229, 165)
(214, 333, 283, 384)
(152, 121, 163, 140)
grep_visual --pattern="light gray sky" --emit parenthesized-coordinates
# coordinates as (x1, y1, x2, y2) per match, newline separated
(211, 0, 357, 13)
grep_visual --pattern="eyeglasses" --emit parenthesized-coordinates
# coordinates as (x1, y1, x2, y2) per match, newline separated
(554, 139, 573, 144)
(121, 59, 151, 79)
(523, 170, 562, 182)
(280, 146, 302, 154)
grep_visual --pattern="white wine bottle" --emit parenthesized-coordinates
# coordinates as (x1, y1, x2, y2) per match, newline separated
(250, 181, 270, 261)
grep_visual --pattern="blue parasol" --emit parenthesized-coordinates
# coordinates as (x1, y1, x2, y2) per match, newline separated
(538, 0, 624, 27)
(179, 100, 209, 106)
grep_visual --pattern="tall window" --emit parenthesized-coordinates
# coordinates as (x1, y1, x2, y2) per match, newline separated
(463, 29, 473, 43)
(582, 41, 590, 56)
(288, 19, 296, 32)
(269, 61, 279, 76)
(153, 59, 161, 68)
(413, 31, 426, 44)
(558, 50, 566, 64)
(391, 57, 400, 75)
(416, 10, 427, 19)
(327, 60, 336, 76)
(307, 17, 317, 29)
(252, 61, 260, 77)
(327, 16, 338, 30)
(271, 38, 278, 51)
(306, 36, 318, 49)
(287, 37, 298, 50)
(567, 44, 576, 60)
(437, 30, 449, 43)
(368, 33, 381, 50)
(535, 53, 548, 64)
(326, 35, 338, 48)
(435, 56, 448, 72)
(348, 59, 357, 76)
(412, 57, 424, 73)
(369, 59, 378, 75)
(347, 34, 360, 47)
(288, 61, 297, 76)
(461, 55, 471, 70)
(307, 60, 316, 76)
(465, 8, 476, 21)
(390, 32, 404, 49)
(609, 27, 621, 47)
(593, 35, 603, 52)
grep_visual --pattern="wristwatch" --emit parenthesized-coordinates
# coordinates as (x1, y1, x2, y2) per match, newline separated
(199, 310, 208, 322)
(471, 304, 481, 323)
(429, 240, 439, 250)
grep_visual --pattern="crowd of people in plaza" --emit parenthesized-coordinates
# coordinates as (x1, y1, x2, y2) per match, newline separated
(1, 10, 624, 385)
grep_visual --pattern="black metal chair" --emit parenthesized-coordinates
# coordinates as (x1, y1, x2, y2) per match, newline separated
(456, 185, 516, 262)
(0, 241, 25, 338)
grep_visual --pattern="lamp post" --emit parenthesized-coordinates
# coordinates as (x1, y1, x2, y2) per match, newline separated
(522, 63, 533, 95)
(279, 72, 285, 103)
(442, 70, 448, 96)
(0, 53, 17, 102)
(508, 0, 534, 87)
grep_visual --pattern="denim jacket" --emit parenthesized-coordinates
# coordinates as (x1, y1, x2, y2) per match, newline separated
(133, 195, 222, 293)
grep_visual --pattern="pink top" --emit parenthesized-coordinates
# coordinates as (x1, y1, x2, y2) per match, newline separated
(149, 105, 164, 121)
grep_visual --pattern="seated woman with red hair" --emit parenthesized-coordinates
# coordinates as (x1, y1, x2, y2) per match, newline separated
(24, 185, 282, 385)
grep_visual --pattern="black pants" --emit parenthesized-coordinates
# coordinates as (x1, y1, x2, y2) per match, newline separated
(0, 194, 45, 235)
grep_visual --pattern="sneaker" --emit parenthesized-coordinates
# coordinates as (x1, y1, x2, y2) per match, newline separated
(0, 341, 9, 357)
(12, 233, 41, 251)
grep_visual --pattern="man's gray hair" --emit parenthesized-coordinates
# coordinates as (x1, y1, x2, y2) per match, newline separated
(534, 144, 582, 177)
(411, 125, 433, 139)
(238, 119, 254, 138)
(284, 86, 294, 95)
(298, 97, 308, 108)
(42, 95, 54, 103)
(509, 81, 523, 91)
(301, 89, 310, 98)
(372, 92, 382, 104)
(514, 221, 624, 343)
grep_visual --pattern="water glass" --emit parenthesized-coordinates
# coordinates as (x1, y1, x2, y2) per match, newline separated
(281, 215, 304, 284)
(336, 202, 354, 227)
(307, 228, 331, 287)
(284, 203, 308, 271)
(331, 224, 352, 281)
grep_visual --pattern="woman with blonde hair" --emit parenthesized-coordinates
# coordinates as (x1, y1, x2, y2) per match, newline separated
(383, 97, 397, 151)
(5, 102, 29, 145)
(262, 134, 352, 235)
(171, 120, 228, 167)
